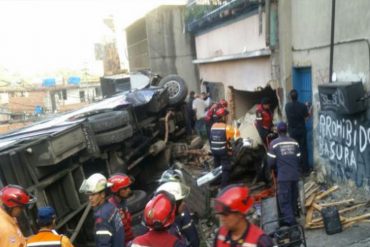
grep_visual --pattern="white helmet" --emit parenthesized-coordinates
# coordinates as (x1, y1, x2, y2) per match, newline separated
(156, 181, 190, 201)
(79, 173, 112, 194)
(158, 169, 185, 184)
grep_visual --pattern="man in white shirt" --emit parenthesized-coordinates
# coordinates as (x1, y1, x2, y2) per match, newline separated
(192, 93, 208, 138)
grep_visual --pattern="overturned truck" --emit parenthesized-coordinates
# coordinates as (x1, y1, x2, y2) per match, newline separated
(0, 74, 191, 246)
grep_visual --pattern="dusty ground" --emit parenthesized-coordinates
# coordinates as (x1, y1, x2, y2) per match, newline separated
(305, 222, 370, 247)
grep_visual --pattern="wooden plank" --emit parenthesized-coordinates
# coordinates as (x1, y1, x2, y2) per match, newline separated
(316, 185, 339, 201)
(305, 193, 318, 207)
(306, 206, 315, 225)
(304, 181, 315, 194)
(342, 213, 370, 223)
(339, 203, 366, 215)
(305, 186, 320, 200)
(318, 199, 355, 208)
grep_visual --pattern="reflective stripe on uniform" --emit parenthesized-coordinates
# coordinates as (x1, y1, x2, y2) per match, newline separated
(211, 147, 226, 150)
(181, 220, 194, 230)
(27, 241, 61, 246)
(267, 152, 276, 158)
(96, 230, 112, 236)
(297, 153, 301, 157)
(272, 141, 299, 149)
(242, 243, 257, 247)
(131, 244, 151, 247)
(211, 141, 227, 144)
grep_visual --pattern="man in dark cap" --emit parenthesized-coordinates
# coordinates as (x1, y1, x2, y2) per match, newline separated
(255, 97, 273, 146)
(267, 122, 301, 226)
(26, 206, 74, 246)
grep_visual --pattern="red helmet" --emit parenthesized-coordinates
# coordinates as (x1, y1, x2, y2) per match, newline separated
(143, 192, 176, 230)
(108, 173, 133, 193)
(219, 99, 228, 108)
(215, 107, 229, 118)
(214, 184, 254, 215)
(0, 185, 36, 208)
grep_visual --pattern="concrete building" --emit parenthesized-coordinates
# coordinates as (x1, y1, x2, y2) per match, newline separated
(279, 0, 370, 190)
(186, 0, 280, 119)
(126, 5, 199, 92)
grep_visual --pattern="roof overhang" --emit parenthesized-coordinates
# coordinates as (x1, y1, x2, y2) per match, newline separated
(192, 48, 271, 64)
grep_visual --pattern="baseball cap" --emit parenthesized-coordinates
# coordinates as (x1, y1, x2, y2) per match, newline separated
(37, 206, 56, 225)
(277, 122, 287, 132)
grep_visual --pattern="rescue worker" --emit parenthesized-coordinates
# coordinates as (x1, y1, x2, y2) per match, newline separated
(205, 99, 228, 139)
(255, 97, 273, 146)
(214, 184, 273, 247)
(0, 184, 36, 247)
(131, 192, 187, 247)
(156, 181, 200, 247)
(26, 206, 74, 247)
(210, 107, 238, 187)
(79, 173, 124, 247)
(285, 89, 311, 175)
(267, 122, 301, 226)
(108, 173, 135, 244)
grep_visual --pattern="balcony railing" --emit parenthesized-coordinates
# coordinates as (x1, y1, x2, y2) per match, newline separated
(185, 0, 260, 33)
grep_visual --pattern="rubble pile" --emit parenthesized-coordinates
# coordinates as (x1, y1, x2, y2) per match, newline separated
(304, 180, 370, 230)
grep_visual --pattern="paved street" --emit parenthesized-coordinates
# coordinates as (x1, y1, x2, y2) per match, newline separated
(304, 223, 370, 247)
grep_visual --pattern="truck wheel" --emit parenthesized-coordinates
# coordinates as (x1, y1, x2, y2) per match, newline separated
(88, 111, 130, 133)
(95, 125, 133, 146)
(127, 190, 147, 213)
(159, 75, 188, 106)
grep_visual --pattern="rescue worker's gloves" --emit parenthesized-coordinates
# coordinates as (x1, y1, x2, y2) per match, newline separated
(143, 191, 177, 231)
(0, 184, 36, 209)
(79, 173, 112, 194)
(214, 184, 254, 215)
(156, 181, 190, 201)
(108, 173, 134, 193)
(158, 169, 185, 184)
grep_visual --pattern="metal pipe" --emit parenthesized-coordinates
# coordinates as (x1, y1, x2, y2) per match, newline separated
(265, 0, 271, 46)
(70, 203, 91, 243)
(329, 0, 336, 82)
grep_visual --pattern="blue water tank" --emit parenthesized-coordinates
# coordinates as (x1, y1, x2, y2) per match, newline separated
(68, 76, 81, 85)
(42, 78, 56, 87)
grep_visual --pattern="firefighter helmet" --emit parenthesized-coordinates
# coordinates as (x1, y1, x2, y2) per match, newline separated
(219, 99, 228, 108)
(79, 173, 112, 194)
(156, 181, 190, 201)
(214, 184, 254, 215)
(215, 107, 229, 118)
(158, 169, 184, 184)
(0, 185, 36, 208)
(143, 192, 176, 230)
(108, 173, 134, 193)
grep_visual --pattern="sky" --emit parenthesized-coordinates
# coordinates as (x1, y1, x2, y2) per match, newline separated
(0, 0, 186, 79)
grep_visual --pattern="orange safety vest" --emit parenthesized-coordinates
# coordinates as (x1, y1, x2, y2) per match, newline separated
(215, 224, 264, 247)
(26, 229, 73, 247)
(0, 207, 26, 247)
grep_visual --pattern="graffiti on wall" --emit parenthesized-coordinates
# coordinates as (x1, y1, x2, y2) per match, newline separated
(318, 112, 370, 187)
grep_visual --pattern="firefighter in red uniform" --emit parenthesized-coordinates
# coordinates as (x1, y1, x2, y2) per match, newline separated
(205, 99, 228, 140)
(108, 173, 135, 244)
(131, 192, 187, 247)
(214, 184, 273, 247)
(0, 184, 36, 247)
(255, 97, 273, 146)
(210, 107, 239, 187)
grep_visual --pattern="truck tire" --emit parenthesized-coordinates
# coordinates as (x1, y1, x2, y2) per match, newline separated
(88, 111, 130, 133)
(159, 75, 188, 106)
(95, 125, 133, 146)
(127, 190, 147, 213)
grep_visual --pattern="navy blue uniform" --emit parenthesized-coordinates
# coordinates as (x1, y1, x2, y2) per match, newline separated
(267, 135, 301, 226)
(94, 201, 125, 247)
(175, 207, 200, 247)
(210, 122, 231, 187)
(285, 101, 309, 172)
